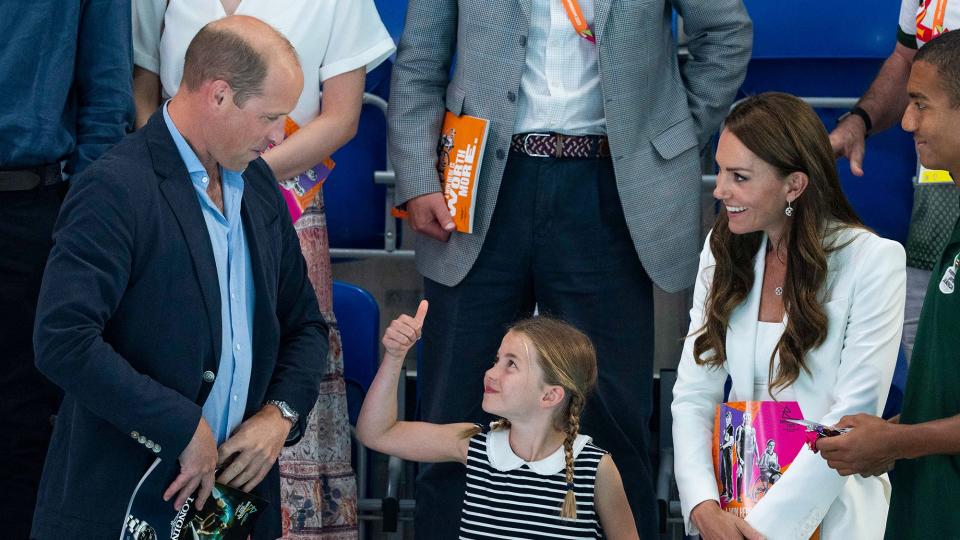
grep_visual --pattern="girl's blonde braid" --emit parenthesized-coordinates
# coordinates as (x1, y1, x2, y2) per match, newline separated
(559, 394, 583, 520)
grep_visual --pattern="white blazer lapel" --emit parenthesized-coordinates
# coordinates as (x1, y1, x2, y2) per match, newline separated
(725, 234, 768, 400)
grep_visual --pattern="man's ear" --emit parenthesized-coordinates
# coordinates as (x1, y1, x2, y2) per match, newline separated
(206, 80, 232, 109)
(541, 385, 566, 410)
(785, 171, 809, 204)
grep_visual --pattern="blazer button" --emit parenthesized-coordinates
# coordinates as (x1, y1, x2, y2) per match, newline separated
(507, 91, 516, 103)
(519, 35, 527, 46)
(496, 149, 505, 160)
(203, 370, 216, 383)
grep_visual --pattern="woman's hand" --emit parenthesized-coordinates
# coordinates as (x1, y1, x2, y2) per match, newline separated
(691, 500, 766, 540)
(382, 300, 428, 361)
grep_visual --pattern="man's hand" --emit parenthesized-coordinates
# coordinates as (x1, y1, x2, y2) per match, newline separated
(164, 417, 218, 510)
(690, 500, 765, 540)
(817, 414, 901, 477)
(406, 192, 454, 242)
(216, 406, 292, 492)
(829, 115, 868, 177)
(382, 300, 428, 362)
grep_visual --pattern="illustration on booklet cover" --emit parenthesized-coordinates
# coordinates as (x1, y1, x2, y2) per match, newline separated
(713, 401, 821, 539)
(121, 459, 267, 540)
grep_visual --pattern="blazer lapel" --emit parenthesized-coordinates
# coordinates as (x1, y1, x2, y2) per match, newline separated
(593, 0, 612, 40)
(145, 112, 222, 368)
(726, 234, 768, 401)
(515, 0, 532, 26)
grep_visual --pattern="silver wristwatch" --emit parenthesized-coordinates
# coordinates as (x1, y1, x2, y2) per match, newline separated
(266, 400, 299, 426)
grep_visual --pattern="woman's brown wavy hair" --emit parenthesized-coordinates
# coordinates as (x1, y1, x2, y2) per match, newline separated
(693, 92, 864, 394)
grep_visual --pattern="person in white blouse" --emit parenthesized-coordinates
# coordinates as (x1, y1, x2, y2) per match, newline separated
(132, 0, 394, 182)
(672, 92, 906, 540)
(131, 1, 395, 537)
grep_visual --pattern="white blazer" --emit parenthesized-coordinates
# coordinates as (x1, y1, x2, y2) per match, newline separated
(671, 227, 906, 540)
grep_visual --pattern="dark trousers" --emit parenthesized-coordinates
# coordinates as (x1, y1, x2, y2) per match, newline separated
(0, 185, 64, 540)
(414, 153, 657, 539)
(720, 448, 733, 497)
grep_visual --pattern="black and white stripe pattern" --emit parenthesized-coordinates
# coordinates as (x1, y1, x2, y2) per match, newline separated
(459, 432, 606, 539)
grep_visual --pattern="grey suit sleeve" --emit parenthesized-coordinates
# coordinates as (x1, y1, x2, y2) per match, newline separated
(387, 0, 459, 207)
(671, 0, 753, 146)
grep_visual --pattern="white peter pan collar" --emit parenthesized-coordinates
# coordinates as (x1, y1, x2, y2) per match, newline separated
(486, 427, 593, 476)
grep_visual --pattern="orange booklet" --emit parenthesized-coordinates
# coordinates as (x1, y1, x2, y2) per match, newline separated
(436, 112, 489, 234)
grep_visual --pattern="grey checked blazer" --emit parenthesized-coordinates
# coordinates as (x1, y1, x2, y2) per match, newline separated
(388, 0, 752, 293)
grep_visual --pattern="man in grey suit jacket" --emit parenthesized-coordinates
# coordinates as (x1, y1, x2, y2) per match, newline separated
(388, 0, 751, 536)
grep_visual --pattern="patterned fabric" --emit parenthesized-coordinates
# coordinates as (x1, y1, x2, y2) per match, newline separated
(510, 133, 610, 159)
(279, 191, 359, 540)
(905, 184, 960, 270)
(387, 0, 753, 293)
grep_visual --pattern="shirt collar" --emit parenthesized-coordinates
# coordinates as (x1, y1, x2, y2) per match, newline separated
(162, 102, 246, 222)
(162, 101, 207, 177)
(486, 427, 592, 476)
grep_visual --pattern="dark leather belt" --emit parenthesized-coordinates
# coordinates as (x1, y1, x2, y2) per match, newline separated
(0, 163, 61, 191)
(510, 132, 610, 159)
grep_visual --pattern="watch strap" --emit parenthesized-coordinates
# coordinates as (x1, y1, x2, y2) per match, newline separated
(840, 106, 873, 135)
(266, 399, 299, 425)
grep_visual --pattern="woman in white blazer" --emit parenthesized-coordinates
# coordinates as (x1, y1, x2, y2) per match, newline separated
(672, 93, 906, 540)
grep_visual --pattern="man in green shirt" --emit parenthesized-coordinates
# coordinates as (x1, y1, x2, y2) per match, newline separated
(818, 30, 960, 538)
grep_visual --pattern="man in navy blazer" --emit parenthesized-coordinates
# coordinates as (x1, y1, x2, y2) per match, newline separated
(30, 16, 327, 539)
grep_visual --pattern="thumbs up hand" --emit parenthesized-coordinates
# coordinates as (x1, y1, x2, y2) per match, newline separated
(382, 300, 428, 362)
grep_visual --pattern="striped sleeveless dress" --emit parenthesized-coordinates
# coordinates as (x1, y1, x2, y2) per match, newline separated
(459, 428, 607, 539)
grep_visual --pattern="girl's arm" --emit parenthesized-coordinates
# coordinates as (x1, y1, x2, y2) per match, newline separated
(260, 67, 365, 182)
(356, 300, 473, 464)
(594, 455, 639, 540)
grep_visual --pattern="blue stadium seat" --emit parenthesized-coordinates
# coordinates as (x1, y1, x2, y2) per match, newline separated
(737, 0, 915, 244)
(332, 280, 380, 424)
(324, 62, 393, 251)
(373, 0, 408, 43)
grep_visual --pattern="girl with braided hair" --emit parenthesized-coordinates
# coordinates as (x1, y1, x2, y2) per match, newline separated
(358, 301, 639, 539)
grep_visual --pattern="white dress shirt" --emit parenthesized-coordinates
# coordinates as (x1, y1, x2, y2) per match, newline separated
(513, 0, 606, 135)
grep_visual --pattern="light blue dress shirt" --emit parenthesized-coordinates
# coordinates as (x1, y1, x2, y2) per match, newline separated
(163, 103, 256, 445)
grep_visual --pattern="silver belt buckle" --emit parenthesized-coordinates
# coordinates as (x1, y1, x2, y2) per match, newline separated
(522, 133, 553, 158)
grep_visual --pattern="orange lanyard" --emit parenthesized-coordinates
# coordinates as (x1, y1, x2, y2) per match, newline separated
(561, 0, 596, 43)
(934, 0, 948, 32)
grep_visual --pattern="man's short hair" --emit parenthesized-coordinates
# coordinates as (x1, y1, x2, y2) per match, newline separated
(181, 23, 296, 107)
(915, 30, 960, 107)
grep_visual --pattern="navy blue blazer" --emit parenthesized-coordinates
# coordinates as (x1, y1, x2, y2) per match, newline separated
(31, 111, 328, 539)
